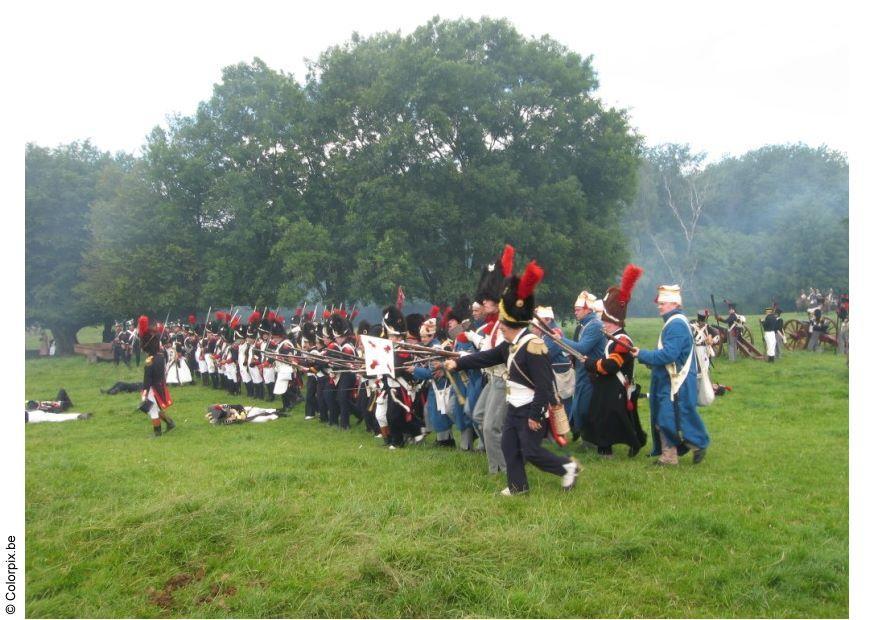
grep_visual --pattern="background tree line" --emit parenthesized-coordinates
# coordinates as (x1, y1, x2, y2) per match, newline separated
(24, 17, 848, 353)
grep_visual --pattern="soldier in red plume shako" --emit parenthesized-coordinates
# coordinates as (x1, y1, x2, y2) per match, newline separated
(446, 246, 581, 496)
(580, 264, 648, 457)
(138, 315, 175, 437)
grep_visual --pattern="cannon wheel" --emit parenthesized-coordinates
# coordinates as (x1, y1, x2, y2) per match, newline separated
(782, 319, 808, 350)
(819, 317, 838, 352)
(739, 323, 755, 348)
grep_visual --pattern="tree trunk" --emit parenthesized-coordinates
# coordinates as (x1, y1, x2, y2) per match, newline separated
(49, 324, 80, 356)
(102, 320, 114, 343)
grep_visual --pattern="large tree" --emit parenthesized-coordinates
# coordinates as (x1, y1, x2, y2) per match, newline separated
(25, 142, 116, 353)
(299, 17, 642, 308)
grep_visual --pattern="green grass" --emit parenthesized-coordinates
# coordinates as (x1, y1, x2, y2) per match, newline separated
(24, 317, 848, 618)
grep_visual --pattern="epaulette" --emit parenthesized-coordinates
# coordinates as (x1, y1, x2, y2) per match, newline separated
(145, 355, 154, 366)
(526, 337, 548, 355)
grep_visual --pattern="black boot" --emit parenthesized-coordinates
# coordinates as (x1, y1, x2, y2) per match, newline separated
(164, 417, 176, 433)
(152, 425, 162, 438)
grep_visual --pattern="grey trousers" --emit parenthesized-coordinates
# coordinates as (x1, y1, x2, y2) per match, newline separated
(473, 375, 507, 473)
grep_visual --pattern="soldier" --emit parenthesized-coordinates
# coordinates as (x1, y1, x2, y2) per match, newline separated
(445, 249, 580, 496)
(328, 311, 359, 430)
(761, 307, 780, 362)
(580, 265, 647, 458)
(837, 294, 849, 355)
(807, 302, 826, 352)
(379, 305, 426, 449)
(561, 289, 606, 443)
(692, 311, 721, 400)
(412, 308, 456, 447)
(717, 302, 740, 362)
(631, 285, 710, 466)
(462, 247, 513, 474)
(112, 323, 131, 367)
(137, 315, 175, 438)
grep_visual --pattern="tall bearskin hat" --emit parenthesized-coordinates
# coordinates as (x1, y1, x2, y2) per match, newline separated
(138, 315, 162, 355)
(446, 294, 471, 325)
(601, 264, 643, 327)
(328, 313, 353, 338)
(356, 320, 372, 337)
(301, 321, 318, 345)
(475, 249, 507, 304)
(382, 305, 407, 337)
(497, 245, 545, 328)
(405, 313, 425, 339)
(696, 309, 710, 321)
(288, 306, 303, 326)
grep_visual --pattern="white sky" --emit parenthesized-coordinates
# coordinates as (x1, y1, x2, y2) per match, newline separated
(8, 0, 851, 161)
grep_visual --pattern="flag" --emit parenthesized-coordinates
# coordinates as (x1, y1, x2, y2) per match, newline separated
(361, 335, 395, 378)
(396, 285, 406, 310)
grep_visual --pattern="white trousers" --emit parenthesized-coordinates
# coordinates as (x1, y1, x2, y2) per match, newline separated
(764, 331, 777, 356)
(26, 411, 84, 423)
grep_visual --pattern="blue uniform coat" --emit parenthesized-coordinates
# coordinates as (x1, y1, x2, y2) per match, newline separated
(637, 309, 710, 454)
(561, 313, 605, 431)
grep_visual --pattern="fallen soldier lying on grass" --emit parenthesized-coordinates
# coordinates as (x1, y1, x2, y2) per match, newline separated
(100, 381, 144, 395)
(26, 410, 92, 423)
(205, 404, 288, 425)
(25, 388, 74, 413)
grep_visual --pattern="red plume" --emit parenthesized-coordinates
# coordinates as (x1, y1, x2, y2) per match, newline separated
(441, 306, 452, 328)
(339, 309, 348, 318)
(230, 316, 240, 329)
(248, 311, 262, 325)
(322, 309, 331, 319)
(266, 311, 276, 322)
(618, 264, 643, 304)
(295, 307, 303, 317)
(429, 305, 441, 319)
(516, 260, 544, 300)
(138, 315, 150, 338)
(215, 311, 226, 322)
(188, 314, 196, 325)
(306, 311, 315, 321)
(500, 244, 515, 278)
(276, 315, 285, 324)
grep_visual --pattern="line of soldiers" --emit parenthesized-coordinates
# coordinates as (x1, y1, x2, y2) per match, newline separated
(132, 245, 714, 492)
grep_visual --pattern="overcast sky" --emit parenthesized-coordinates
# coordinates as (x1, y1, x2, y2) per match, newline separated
(11, 0, 849, 162)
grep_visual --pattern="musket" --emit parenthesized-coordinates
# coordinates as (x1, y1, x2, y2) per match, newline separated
(601, 329, 631, 347)
(201, 306, 212, 340)
(265, 348, 363, 371)
(394, 340, 461, 358)
(530, 316, 587, 363)
(445, 368, 466, 405)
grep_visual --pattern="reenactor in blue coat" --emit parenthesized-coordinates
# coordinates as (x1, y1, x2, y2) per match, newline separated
(631, 285, 710, 466)
(561, 290, 606, 442)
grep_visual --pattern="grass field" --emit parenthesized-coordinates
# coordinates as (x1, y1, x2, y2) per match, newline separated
(23, 316, 848, 618)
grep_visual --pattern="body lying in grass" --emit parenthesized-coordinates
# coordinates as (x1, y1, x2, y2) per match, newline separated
(205, 404, 287, 424)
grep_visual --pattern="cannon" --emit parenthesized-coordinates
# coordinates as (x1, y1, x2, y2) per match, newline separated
(781, 317, 837, 352)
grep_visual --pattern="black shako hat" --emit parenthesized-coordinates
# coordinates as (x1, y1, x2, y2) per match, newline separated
(496, 244, 544, 328)
(382, 305, 407, 337)
(475, 249, 506, 304)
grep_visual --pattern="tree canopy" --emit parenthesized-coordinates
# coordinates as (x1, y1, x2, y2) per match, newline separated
(24, 18, 848, 348)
